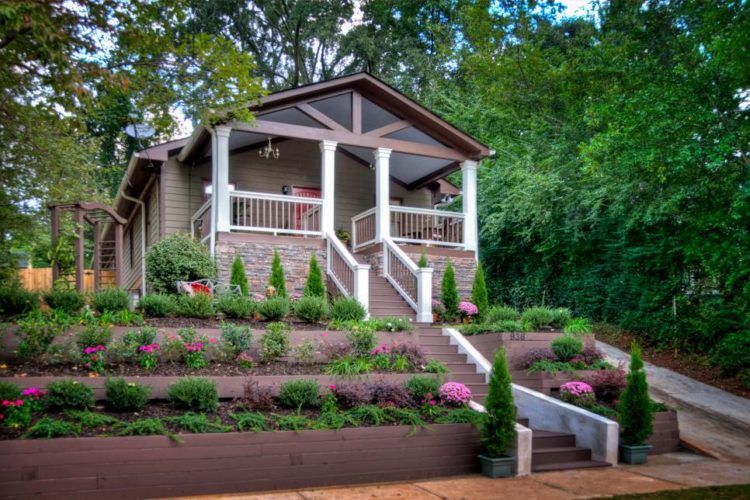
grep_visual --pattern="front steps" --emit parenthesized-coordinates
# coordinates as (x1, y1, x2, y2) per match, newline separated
(368, 275, 416, 319)
(415, 326, 610, 473)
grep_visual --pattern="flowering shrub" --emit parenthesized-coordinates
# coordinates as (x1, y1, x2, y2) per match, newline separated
(560, 381, 596, 408)
(432, 299, 445, 317)
(459, 301, 479, 318)
(138, 344, 160, 371)
(83, 345, 106, 373)
(371, 343, 390, 356)
(184, 341, 206, 369)
(290, 291, 302, 301)
(520, 347, 557, 368)
(439, 382, 472, 406)
(1, 398, 30, 428)
(420, 392, 441, 417)
(21, 387, 45, 413)
(236, 352, 254, 369)
(585, 367, 627, 404)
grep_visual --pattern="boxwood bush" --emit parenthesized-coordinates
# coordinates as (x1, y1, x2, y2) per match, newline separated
(105, 377, 151, 411)
(0, 286, 38, 317)
(145, 233, 216, 294)
(44, 288, 85, 314)
(278, 379, 320, 409)
(550, 334, 583, 361)
(44, 380, 95, 410)
(330, 297, 366, 322)
(137, 294, 177, 317)
(294, 295, 329, 323)
(258, 296, 290, 321)
(91, 288, 130, 313)
(216, 294, 255, 319)
(177, 293, 215, 318)
(167, 377, 218, 412)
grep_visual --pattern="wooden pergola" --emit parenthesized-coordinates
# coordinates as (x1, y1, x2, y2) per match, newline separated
(49, 202, 127, 292)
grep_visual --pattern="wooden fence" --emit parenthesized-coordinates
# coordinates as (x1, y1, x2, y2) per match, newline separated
(18, 268, 115, 293)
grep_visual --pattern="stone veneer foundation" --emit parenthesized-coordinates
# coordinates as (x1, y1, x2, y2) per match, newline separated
(215, 233, 326, 294)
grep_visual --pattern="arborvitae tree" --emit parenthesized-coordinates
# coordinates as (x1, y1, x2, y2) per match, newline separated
(471, 262, 489, 321)
(619, 343, 653, 446)
(268, 250, 287, 298)
(441, 260, 459, 321)
(303, 254, 325, 298)
(230, 254, 248, 296)
(417, 251, 428, 268)
(481, 347, 516, 457)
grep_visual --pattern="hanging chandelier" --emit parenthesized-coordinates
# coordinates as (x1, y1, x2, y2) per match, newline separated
(259, 137, 280, 159)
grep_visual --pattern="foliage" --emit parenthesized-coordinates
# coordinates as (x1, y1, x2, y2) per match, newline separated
(424, 359, 449, 374)
(370, 380, 411, 408)
(550, 308, 573, 329)
(436, 408, 484, 425)
(44, 288, 85, 314)
(559, 381, 596, 408)
(258, 297, 290, 321)
(0, 286, 38, 317)
(16, 311, 69, 359)
(230, 255, 249, 296)
(710, 331, 750, 376)
(405, 376, 440, 404)
(550, 335, 584, 362)
(481, 348, 516, 458)
(278, 379, 320, 409)
(585, 368, 628, 404)
(243, 381, 276, 410)
(167, 378, 219, 412)
(216, 294, 255, 319)
(114, 418, 180, 442)
(63, 409, 121, 428)
(221, 323, 253, 355)
(564, 318, 593, 335)
(230, 411, 270, 432)
(303, 254, 326, 298)
(272, 413, 312, 431)
(294, 296, 329, 323)
(345, 324, 376, 357)
(330, 383, 373, 408)
(292, 339, 316, 364)
(619, 344, 653, 446)
(75, 324, 112, 349)
(390, 342, 427, 368)
(520, 348, 556, 369)
(145, 234, 216, 294)
(268, 250, 287, 298)
(484, 305, 519, 324)
(417, 252, 428, 268)
(259, 322, 290, 362)
(329, 316, 412, 332)
(91, 288, 130, 313)
(44, 380, 94, 410)
(521, 306, 555, 330)
(471, 262, 489, 320)
(137, 294, 178, 318)
(105, 378, 151, 411)
(324, 355, 370, 376)
(330, 297, 366, 322)
(526, 360, 575, 374)
(165, 412, 231, 433)
(347, 405, 387, 426)
(24, 418, 81, 439)
(177, 293, 215, 319)
(458, 321, 526, 335)
(441, 261, 460, 321)
(0, 381, 22, 401)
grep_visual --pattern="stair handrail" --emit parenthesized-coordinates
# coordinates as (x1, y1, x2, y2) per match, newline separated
(382, 236, 433, 322)
(325, 232, 370, 314)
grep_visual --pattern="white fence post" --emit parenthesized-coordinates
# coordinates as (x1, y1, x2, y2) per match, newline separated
(417, 267, 433, 323)
(354, 264, 370, 317)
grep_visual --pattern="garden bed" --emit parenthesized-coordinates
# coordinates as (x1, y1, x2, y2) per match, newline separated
(0, 423, 480, 498)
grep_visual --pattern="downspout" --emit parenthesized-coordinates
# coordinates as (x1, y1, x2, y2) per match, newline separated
(120, 177, 147, 297)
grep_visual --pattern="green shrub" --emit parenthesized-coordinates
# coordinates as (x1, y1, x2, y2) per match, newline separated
(459, 321, 526, 335)
(138, 294, 177, 317)
(221, 323, 253, 354)
(145, 233, 216, 294)
(258, 296, 290, 321)
(405, 376, 440, 403)
(417, 252, 428, 268)
(105, 378, 151, 411)
(550, 308, 572, 328)
(0, 286, 38, 316)
(230, 254, 249, 296)
(216, 294, 255, 319)
(550, 334, 583, 361)
(167, 377, 218, 412)
(481, 347, 516, 457)
(484, 305, 519, 323)
(230, 411, 270, 432)
(366, 316, 414, 332)
(738, 368, 750, 390)
(91, 288, 129, 313)
(122, 326, 157, 348)
(303, 254, 325, 298)
(619, 344, 653, 446)
(114, 418, 179, 442)
(521, 306, 555, 330)
(44, 380, 95, 410)
(164, 412, 231, 433)
(345, 324, 376, 357)
(564, 317, 593, 335)
(16, 311, 68, 359)
(278, 379, 320, 409)
(292, 339, 316, 364)
(294, 295, 329, 323)
(177, 293, 215, 318)
(259, 322, 290, 362)
(441, 261, 459, 321)
(0, 381, 21, 401)
(268, 250, 287, 297)
(471, 262, 489, 321)
(24, 418, 80, 438)
(44, 288, 85, 314)
(64, 409, 121, 428)
(330, 297, 366, 322)
(424, 359, 449, 374)
(710, 331, 750, 376)
(75, 324, 112, 348)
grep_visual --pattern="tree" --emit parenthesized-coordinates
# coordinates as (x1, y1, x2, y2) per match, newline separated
(303, 254, 325, 298)
(619, 344, 653, 446)
(230, 255, 249, 296)
(441, 261, 459, 321)
(481, 347, 516, 457)
(268, 250, 287, 297)
(471, 262, 489, 320)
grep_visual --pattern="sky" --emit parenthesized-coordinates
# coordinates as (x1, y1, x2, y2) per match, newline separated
(559, 0, 596, 17)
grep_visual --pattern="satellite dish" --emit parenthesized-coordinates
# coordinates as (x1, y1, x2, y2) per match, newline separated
(124, 123, 155, 139)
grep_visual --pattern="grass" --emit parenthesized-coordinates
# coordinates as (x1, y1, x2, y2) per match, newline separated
(602, 484, 750, 499)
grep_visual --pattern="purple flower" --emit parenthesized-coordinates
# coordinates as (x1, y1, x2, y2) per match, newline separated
(560, 381, 594, 397)
(458, 301, 479, 316)
(439, 382, 472, 406)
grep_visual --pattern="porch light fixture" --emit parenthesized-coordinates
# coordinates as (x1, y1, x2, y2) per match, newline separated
(259, 137, 280, 159)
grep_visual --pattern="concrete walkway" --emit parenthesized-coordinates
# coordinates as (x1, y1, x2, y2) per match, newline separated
(597, 341, 750, 463)
(177, 453, 750, 499)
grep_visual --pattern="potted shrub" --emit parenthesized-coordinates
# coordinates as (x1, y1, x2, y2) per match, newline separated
(478, 347, 516, 478)
(618, 343, 653, 464)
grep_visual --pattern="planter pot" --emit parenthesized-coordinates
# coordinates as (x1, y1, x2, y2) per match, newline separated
(619, 444, 652, 464)
(478, 454, 515, 478)
(433, 313, 440, 323)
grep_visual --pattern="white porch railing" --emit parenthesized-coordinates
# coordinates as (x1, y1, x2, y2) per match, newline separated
(382, 236, 433, 322)
(326, 232, 370, 312)
(229, 190, 322, 237)
(191, 199, 212, 244)
(351, 207, 376, 251)
(351, 206, 466, 250)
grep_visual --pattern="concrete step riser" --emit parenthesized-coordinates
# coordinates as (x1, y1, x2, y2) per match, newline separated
(533, 435, 577, 449)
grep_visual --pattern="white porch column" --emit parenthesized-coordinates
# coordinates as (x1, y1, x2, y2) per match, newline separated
(214, 125, 232, 234)
(320, 140, 337, 235)
(461, 160, 478, 254)
(416, 267, 434, 323)
(374, 147, 392, 242)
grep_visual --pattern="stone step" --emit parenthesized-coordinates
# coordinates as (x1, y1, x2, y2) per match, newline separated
(532, 446, 591, 466)
(426, 353, 468, 364)
(531, 460, 610, 473)
(532, 430, 577, 449)
(444, 363, 480, 374)
(423, 345, 460, 355)
(443, 373, 486, 384)
(418, 336, 451, 346)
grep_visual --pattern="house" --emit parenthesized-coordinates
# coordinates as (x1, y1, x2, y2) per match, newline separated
(109, 73, 492, 321)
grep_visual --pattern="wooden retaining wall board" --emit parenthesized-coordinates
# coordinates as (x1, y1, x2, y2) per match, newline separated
(0, 424, 480, 499)
(647, 411, 680, 454)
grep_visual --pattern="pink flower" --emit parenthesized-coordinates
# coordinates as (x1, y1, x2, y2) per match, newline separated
(22, 387, 44, 399)
(458, 301, 479, 316)
(371, 343, 390, 356)
(208, 338, 217, 344)
(439, 382, 472, 406)
(329, 385, 336, 391)
(560, 381, 593, 397)
(15, 399, 23, 406)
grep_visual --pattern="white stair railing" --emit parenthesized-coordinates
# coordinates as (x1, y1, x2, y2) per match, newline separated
(382, 236, 433, 322)
(325, 232, 370, 313)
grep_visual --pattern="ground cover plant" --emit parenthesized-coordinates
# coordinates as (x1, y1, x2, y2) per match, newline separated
(521, 337, 613, 373)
